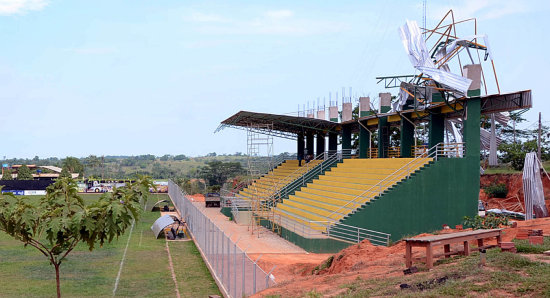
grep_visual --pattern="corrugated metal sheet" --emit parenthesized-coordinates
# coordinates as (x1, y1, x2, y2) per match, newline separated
(523, 153, 547, 220)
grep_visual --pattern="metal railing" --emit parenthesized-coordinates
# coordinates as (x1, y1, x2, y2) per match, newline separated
(272, 150, 344, 202)
(274, 215, 391, 246)
(387, 146, 401, 158)
(326, 142, 465, 221)
(168, 181, 276, 297)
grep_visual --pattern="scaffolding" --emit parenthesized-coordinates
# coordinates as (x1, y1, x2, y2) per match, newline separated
(246, 124, 279, 236)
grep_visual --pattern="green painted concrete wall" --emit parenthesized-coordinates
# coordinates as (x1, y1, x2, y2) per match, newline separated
(259, 218, 351, 253)
(340, 157, 479, 242)
(220, 207, 232, 218)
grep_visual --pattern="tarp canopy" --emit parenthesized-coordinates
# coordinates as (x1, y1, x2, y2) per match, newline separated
(151, 214, 176, 238)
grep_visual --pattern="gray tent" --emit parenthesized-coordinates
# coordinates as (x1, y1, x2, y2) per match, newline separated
(151, 214, 176, 238)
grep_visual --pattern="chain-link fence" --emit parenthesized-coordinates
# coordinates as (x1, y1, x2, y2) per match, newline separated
(168, 180, 276, 297)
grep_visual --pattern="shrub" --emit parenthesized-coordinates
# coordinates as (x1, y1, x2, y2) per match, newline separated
(463, 214, 511, 230)
(484, 183, 508, 198)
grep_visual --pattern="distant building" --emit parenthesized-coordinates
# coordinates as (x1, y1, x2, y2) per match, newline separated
(1, 165, 79, 180)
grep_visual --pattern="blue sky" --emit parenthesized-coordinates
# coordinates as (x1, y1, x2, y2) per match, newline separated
(0, 0, 548, 158)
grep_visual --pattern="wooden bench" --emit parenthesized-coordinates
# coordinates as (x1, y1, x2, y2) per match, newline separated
(404, 229, 502, 269)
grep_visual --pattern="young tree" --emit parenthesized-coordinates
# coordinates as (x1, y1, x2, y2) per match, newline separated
(17, 164, 34, 180)
(2, 168, 13, 180)
(0, 177, 153, 297)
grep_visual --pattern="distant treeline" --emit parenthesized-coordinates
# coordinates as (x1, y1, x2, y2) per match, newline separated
(0, 152, 291, 181)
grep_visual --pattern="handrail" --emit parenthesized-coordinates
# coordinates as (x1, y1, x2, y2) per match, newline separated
(252, 151, 340, 202)
(326, 142, 446, 220)
(270, 151, 342, 202)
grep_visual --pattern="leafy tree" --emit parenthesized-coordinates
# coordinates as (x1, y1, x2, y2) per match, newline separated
(200, 161, 244, 188)
(59, 167, 72, 179)
(0, 177, 153, 298)
(498, 140, 539, 170)
(173, 154, 188, 161)
(2, 168, 13, 180)
(62, 157, 84, 176)
(84, 155, 102, 174)
(159, 154, 172, 161)
(17, 165, 34, 180)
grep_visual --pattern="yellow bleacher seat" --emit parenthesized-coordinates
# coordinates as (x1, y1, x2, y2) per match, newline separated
(273, 157, 432, 226)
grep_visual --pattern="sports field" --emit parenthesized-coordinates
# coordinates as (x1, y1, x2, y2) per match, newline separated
(0, 194, 221, 297)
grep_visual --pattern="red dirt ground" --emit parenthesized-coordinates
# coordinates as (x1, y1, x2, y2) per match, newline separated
(480, 173, 550, 212)
(254, 217, 550, 297)
(253, 172, 550, 297)
(187, 194, 205, 202)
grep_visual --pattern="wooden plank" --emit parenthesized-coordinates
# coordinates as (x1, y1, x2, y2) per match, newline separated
(404, 229, 502, 243)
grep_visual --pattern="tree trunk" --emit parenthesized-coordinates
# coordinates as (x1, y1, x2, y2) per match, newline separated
(54, 263, 61, 298)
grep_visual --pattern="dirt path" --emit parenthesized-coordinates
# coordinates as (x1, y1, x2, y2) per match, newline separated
(196, 203, 307, 254)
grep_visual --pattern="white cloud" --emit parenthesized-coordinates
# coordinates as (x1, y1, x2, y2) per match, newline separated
(0, 0, 48, 15)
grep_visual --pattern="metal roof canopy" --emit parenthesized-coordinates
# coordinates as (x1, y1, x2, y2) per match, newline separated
(151, 214, 176, 238)
(347, 90, 532, 131)
(216, 110, 341, 140)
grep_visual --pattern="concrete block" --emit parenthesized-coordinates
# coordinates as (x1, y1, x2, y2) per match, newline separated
(316, 110, 326, 120)
(463, 64, 482, 91)
(379, 93, 391, 112)
(329, 106, 338, 122)
(359, 97, 371, 117)
(342, 102, 353, 122)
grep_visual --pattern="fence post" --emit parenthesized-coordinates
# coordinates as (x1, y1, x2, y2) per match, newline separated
(242, 250, 246, 295)
(221, 232, 224, 283)
(216, 230, 219, 274)
(226, 233, 231, 293)
(357, 228, 360, 243)
(266, 266, 277, 288)
(233, 241, 238, 298)
(253, 262, 257, 294)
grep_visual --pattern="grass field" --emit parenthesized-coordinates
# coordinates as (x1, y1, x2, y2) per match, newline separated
(483, 160, 550, 175)
(0, 194, 221, 297)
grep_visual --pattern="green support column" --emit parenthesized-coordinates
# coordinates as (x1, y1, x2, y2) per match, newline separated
(359, 122, 370, 158)
(428, 111, 445, 149)
(378, 117, 389, 158)
(328, 132, 338, 153)
(316, 133, 325, 156)
(306, 132, 314, 157)
(297, 133, 304, 160)
(342, 125, 352, 158)
(400, 116, 414, 158)
(463, 98, 481, 158)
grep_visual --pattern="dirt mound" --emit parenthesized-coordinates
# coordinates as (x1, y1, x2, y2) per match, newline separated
(480, 173, 550, 212)
(312, 239, 404, 275)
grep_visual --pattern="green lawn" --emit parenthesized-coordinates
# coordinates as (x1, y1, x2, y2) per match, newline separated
(0, 194, 220, 297)
(483, 160, 550, 175)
